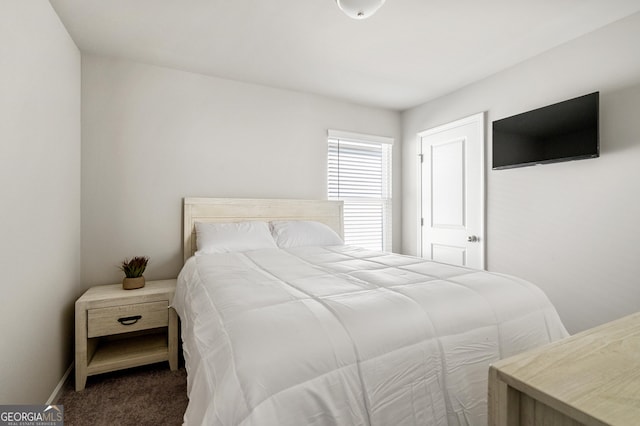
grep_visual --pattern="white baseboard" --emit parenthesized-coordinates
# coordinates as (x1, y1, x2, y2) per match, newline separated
(47, 363, 73, 404)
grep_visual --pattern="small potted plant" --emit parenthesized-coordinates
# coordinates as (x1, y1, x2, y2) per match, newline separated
(119, 256, 149, 290)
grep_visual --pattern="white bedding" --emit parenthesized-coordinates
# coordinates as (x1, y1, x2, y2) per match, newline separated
(173, 245, 568, 425)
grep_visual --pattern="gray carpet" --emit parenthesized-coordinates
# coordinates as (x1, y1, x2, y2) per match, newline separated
(56, 363, 188, 425)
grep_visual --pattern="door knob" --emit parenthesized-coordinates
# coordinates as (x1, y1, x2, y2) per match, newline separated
(467, 235, 479, 242)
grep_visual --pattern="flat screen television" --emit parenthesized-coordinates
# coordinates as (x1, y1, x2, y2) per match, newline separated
(492, 92, 599, 170)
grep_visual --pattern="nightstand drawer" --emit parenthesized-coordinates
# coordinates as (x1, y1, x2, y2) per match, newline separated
(87, 301, 168, 338)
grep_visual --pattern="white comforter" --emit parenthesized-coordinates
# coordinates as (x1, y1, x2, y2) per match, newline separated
(173, 245, 568, 426)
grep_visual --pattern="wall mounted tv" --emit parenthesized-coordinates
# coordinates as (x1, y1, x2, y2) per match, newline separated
(492, 92, 599, 170)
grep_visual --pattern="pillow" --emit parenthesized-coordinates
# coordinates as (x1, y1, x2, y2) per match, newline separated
(195, 221, 277, 255)
(270, 220, 344, 248)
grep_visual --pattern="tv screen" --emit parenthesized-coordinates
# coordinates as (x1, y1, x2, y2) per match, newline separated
(492, 92, 599, 170)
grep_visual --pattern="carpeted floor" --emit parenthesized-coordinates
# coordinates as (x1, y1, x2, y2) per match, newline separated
(56, 363, 188, 425)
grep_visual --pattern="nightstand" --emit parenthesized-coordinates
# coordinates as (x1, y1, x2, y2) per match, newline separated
(75, 279, 178, 391)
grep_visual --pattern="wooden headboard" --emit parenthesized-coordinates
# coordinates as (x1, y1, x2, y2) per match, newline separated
(183, 198, 344, 262)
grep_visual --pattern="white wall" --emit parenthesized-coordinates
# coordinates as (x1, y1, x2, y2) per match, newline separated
(0, 1, 81, 403)
(81, 55, 401, 286)
(402, 13, 640, 334)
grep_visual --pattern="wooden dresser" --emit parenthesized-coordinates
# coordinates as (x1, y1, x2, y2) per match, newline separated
(489, 312, 640, 425)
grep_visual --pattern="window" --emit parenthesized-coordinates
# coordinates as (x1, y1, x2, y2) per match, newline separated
(328, 130, 392, 252)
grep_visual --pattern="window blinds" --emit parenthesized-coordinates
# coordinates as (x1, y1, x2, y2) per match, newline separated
(328, 133, 392, 252)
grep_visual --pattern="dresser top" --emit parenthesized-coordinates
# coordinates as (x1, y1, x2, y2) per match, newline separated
(493, 311, 640, 425)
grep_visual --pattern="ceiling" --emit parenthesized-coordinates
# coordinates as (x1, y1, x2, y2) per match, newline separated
(49, 0, 640, 111)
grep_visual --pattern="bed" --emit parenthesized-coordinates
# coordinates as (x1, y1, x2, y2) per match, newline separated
(173, 198, 568, 425)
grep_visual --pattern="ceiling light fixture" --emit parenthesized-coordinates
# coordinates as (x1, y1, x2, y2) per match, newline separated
(335, 0, 386, 20)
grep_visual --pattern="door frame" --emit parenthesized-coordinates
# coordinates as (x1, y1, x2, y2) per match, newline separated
(417, 112, 486, 268)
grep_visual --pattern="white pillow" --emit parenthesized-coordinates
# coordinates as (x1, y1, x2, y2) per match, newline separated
(270, 220, 344, 248)
(195, 221, 277, 255)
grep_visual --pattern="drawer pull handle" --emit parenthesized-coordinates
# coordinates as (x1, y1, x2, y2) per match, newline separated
(117, 315, 142, 326)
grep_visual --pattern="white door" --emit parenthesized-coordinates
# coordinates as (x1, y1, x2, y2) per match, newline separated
(419, 112, 485, 269)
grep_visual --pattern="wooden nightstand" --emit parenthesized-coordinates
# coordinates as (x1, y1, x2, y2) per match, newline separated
(75, 279, 178, 391)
